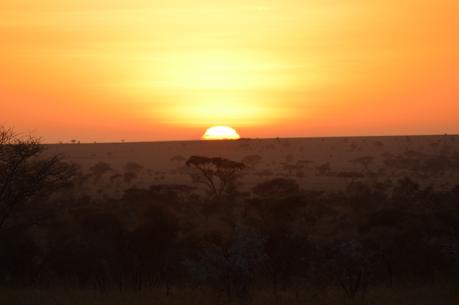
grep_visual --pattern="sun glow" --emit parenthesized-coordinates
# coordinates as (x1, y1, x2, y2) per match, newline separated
(202, 126, 241, 140)
(142, 51, 297, 127)
(1, 1, 458, 142)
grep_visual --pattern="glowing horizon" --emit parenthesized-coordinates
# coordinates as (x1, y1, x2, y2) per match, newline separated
(0, 0, 458, 143)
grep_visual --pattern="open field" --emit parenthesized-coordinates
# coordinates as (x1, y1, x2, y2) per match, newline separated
(3, 133, 459, 304)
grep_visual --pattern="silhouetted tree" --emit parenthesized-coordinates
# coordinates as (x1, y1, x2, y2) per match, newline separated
(336, 171, 365, 179)
(255, 169, 274, 180)
(186, 156, 246, 199)
(185, 225, 265, 300)
(128, 204, 182, 292)
(315, 162, 331, 176)
(351, 156, 374, 172)
(328, 240, 373, 300)
(281, 163, 297, 176)
(123, 172, 138, 185)
(0, 127, 75, 231)
(297, 160, 314, 168)
(124, 162, 143, 174)
(89, 162, 113, 182)
(252, 178, 300, 198)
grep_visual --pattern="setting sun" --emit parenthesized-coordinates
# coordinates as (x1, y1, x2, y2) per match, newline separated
(202, 126, 241, 140)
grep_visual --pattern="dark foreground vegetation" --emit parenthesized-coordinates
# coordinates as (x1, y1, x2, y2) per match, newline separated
(2, 285, 459, 305)
(1, 127, 459, 304)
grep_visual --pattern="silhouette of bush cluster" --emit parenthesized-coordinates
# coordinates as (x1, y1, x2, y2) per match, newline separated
(382, 149, 459, 175)
(2, 165, 459, 301)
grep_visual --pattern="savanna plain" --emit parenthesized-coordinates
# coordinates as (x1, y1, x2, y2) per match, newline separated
(2, 132, 459, 305)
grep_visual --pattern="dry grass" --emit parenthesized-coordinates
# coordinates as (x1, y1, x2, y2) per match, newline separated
(2, 285, 458, 305)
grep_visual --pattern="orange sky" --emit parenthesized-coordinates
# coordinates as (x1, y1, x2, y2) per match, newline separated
(1, 0, 458, 143)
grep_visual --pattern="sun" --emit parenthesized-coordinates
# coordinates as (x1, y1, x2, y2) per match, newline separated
(202, 126, 241, 140)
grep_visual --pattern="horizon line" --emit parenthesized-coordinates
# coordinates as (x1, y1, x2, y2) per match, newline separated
(44, 133, 458, 145)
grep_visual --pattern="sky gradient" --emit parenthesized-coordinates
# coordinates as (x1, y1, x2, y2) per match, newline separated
(1, 0, 458, 142)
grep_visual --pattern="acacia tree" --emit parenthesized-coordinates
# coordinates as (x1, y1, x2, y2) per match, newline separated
(186, 156, 246, 199)
(89, 161, 113, 182)
(124, 162, 143, 174)
(315, 162, 331, 176)
(0, 127, 75, 230)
